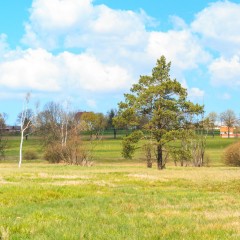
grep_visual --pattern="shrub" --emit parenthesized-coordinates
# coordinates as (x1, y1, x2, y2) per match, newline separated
(24, 150, 38, 160)
(224, 141, 240, 166)
(44, 142, 94, 166)
(44, 144, 64, 163)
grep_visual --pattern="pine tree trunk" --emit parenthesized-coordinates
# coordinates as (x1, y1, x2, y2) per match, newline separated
(157, 145, 163, 170)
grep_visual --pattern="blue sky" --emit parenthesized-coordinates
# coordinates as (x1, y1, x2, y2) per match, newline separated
(0, 0, 240, 124)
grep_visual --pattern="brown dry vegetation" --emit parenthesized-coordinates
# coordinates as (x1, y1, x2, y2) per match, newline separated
(224, 141, 240, 166)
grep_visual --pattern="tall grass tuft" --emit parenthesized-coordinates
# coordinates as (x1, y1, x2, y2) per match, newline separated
(0, 226, 9, 240)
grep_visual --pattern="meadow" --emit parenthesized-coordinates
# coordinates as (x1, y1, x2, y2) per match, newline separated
(0, 135, 240, 239)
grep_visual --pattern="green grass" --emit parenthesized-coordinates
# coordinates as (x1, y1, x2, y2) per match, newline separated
(0, 135, 240, 239)
(2, 134, 240, 165)
(205, 136, 239, 166)
(4, 136, 43, 161)
(0, 164, 240, 239)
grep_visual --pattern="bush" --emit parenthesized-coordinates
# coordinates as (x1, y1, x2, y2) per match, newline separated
(44, 142, 94, 166)
(224, 141, 240, 166)
(44, 144, 64, 163)
(24, 150, 38, 160)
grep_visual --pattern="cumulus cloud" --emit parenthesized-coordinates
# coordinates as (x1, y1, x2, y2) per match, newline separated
(191, 1, 240, 56)
(0, 48, 61, 91)
(209, 55, 240, 87)
(59, 52, 132, 92)
(18, 0, 161, 91)
(22, 0, 151, 51)
(20, 0, 214, 77)
(188, 87, 205, 100)
(6, 0, 240, 104)
(181, 79, 204, 100)
(147, 30, 211, 71)
(0, 48, 132, 93)
(22, 0, 93, 49)
(30, 0, 93, 30)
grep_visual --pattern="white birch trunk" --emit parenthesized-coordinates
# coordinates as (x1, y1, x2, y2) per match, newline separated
(61, 122, 64, 147)
(18, 93, 33, 168)
(64, 118, 68, 146)
(19, 128, 24, 168)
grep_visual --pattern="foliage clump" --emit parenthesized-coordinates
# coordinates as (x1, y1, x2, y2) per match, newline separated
(122, 131, 143, 159)
(24, 150, 38, 160)
(224, 141, 240, 166)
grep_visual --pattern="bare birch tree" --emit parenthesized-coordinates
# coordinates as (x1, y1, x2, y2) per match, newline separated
(19, 93, 37, 168)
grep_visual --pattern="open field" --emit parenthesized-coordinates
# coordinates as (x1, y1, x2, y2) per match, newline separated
(0, 135, 240, 239)
(0, 164, 240, 239)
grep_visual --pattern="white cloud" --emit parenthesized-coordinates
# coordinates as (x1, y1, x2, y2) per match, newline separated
(30, 0, 93, 30)
(90, 5, 146, 35)
(20, 0, 213, 81)
(188, 87, 204, 100)
(209, 55, 240, 87)
(191, 1, 240, 56)
(60, 52, 132, 91)
(22, 0, 151, 51)
(64, 5, 151, 69)
(147, 30, 211, 72)
(181, 79, 204, 100)
(0, 48, 132, 93)
(22, 0, 93, 49)
(170, 16, 187, 30)
(0, 48, 61, 91)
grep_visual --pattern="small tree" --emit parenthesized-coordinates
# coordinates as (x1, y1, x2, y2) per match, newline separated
(114, 56, 203, 169)
(37, 101, 64, 146)
(81, 112, 107, 139)
(220, 109, 237, 138)
(207, 112, 218, 137)
(177, 112, 209, 167)
(19, 93, 37, 168)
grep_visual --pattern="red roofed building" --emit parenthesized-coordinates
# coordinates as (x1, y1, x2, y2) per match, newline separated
(220, 126, 240, 138)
